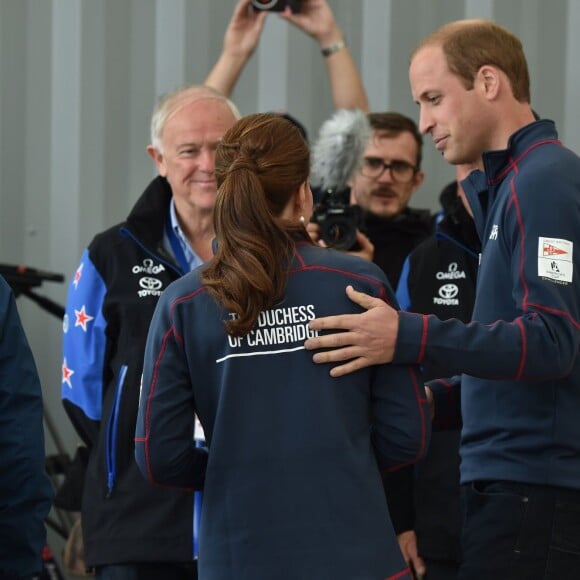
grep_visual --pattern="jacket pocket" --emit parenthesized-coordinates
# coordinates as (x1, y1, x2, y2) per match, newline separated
(105, 364, 128, 497)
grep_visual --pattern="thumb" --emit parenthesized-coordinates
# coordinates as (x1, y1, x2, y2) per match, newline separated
(356, 229, 373, 248)
(345, 285, 385, 310)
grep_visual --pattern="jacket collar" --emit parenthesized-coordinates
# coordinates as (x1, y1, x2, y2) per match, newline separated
(460, 120, 559, 238)
(125, 176, 172, 246)
(482, 119, 559, 183)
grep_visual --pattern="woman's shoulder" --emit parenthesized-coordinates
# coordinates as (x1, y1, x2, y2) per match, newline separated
(162, 267, 206, 304)
(295, 244, 391, 292)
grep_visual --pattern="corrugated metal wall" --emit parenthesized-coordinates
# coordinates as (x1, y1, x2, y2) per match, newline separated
(1, 0, 578, 569)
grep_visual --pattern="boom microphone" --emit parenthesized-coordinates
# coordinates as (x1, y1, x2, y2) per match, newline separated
(310, 108, 371, 193)
(310, 109, 371, 250)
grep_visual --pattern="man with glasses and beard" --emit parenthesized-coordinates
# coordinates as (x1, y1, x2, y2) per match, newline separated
(348, 113, 433, 289)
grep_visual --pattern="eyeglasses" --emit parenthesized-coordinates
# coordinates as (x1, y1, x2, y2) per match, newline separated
(359, 157, 418, 183)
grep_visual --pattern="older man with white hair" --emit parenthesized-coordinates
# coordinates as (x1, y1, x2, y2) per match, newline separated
(61, 85, 239, 580)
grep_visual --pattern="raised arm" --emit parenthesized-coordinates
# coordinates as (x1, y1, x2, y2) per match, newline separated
(204, 0, 268, 96)
(280, 0, 369, 112)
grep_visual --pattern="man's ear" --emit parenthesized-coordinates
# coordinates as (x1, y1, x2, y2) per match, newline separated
(477, 65, 500, 100)
(146, 145, 167, 177)
(411, 168, 425, 192)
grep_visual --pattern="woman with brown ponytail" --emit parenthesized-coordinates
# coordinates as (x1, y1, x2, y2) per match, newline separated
(135, 113, 430, 580)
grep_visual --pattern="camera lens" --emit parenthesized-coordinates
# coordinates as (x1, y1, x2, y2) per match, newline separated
(251, 0, 279, 9)
(321, 216, 358, 251)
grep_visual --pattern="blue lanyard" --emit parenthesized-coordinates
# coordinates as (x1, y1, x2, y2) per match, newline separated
(165, 219, 190, 274)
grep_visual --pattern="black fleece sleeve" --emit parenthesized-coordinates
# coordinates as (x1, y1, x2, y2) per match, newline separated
(383, 466, 415, 534)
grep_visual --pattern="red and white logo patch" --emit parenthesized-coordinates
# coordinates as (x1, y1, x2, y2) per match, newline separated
(542, 242, 567, 257)
(538, 237, 573, 284)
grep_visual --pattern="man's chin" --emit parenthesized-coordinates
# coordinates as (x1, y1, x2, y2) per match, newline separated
(193, 184, 217, 194)
(370, 203, 399, 220)
(191, 188, 217, 201)
(442, 149, 464, 165)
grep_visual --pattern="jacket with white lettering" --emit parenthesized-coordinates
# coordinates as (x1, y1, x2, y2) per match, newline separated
(61, 176, 198, 567)
(136, 240, 431, 580)
(397, 185, 480, 383)
(395, 120, 580, 489)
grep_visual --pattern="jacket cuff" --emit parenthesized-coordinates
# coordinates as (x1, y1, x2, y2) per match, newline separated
(428, 376, 462, 430)
(394, 311, 428, 365)
(382, 466, 415, 534)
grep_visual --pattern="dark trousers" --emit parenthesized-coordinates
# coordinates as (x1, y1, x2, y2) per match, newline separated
(459, 481, 580, 580)
(95, 562, 197, 580)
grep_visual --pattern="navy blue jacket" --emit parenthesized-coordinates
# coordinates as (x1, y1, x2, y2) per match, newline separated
(395, 120, 580, 489)
(0, 276, 53, 578)
(136, 241, 430, 580)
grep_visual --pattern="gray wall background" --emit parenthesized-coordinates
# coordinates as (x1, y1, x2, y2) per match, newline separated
(1, 0, 579, 570)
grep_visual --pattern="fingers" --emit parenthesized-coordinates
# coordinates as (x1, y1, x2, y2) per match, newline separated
(328, 358, 366, 377)
(407, 542, 425, 569)
(277, 6, 297, 23)
(305, 222, 320, 244)
(352, 230, 374, 262)
(307, 287, 384, 333)
(304, 332, 355, 352)
(406, 539, 426, 578)
(309, 344, 362, 364)
(305, 338, 378, 377)
(307, 312, 359, 332)
(234, 0, 254, 19)
(277, 2, 315, 33)
(409, 554, 426, 579)
(357, 229, 374, 248)
(345, 285, 386, 310)
(397, 531, 426, 579)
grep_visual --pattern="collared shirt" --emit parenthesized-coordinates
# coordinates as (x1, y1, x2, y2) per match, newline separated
(163, 199, 204, 273)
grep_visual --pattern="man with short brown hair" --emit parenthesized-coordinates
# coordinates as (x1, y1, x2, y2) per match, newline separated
(305, 19, 580, 579)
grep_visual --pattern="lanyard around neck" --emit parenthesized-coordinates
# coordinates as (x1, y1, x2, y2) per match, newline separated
(165, 219, 190, 274)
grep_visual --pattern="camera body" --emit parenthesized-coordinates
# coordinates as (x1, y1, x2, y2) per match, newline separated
(311, 187, 362, 251)
(250, 0, 302, 12)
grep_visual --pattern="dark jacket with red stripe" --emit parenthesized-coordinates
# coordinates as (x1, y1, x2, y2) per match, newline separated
(136, 240, 430, 580)
(395, 120, 580, 489)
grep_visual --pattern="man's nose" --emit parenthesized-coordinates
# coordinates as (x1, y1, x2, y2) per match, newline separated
(198, 149, 215, 172)
(418, 107, 434, 135)
(377, 165, 396, 183)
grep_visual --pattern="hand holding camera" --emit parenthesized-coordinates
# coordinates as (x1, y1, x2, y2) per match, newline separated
(310, 109, 371, 251)
(251, 0, 302, 12)
(276, 0, 345, 50)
